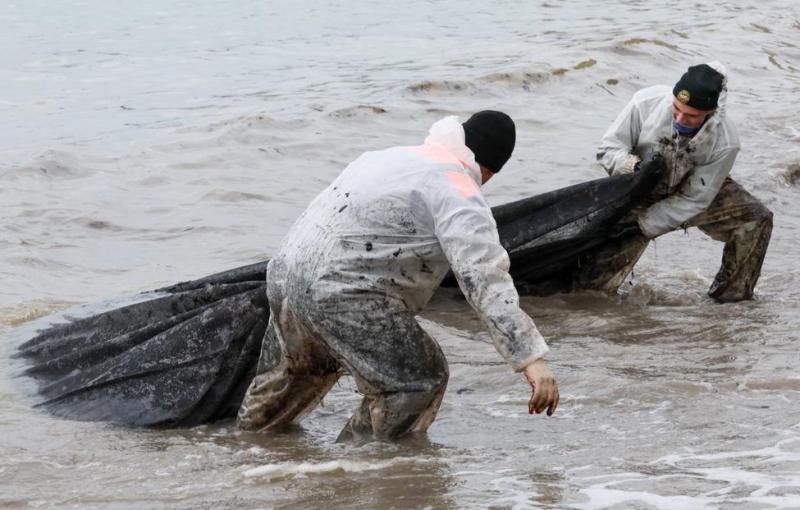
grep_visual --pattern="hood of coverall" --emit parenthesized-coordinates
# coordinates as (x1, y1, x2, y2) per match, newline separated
(424, 116, 483, 186)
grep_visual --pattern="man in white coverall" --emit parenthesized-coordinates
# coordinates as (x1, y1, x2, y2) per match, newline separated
(579, 63, 772, 302)
(237, 111, 559, 441)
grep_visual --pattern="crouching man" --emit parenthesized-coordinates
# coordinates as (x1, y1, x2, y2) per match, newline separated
(580, 62, 772, 302)
(237, 111, 559, 441)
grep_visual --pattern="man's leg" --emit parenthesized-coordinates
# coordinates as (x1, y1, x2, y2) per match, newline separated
(309, 294, 449, 442)
(237, 300, 342, 432)
(686, 177, 773, 302)
(336, 363, 448, 442)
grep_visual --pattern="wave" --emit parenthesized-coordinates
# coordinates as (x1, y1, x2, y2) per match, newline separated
(0, 299, 77, 328)
(200, 190, 269, 203)
(0, 150, 97, 181)
(169, 114, 314, 150)
(79, 219, 126, 232)
(202, 114, 280, 132)
(738, 378, 800, 391)
(619, 38, 678, 51)
(603, 35, 692, 60)
(405, 59, 605, 95)
(621, 281, 704, 307)
(406, 78, 475, 94)
(329, 104, 388, 118)
(242, 457, 429, 481)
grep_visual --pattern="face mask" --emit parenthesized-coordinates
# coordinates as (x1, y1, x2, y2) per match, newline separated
(673, 120, 700, 137)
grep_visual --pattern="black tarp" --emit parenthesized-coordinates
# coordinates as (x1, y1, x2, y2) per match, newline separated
(13, 159, 664, 427)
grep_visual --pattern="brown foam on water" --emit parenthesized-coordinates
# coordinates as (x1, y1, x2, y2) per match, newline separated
(0, 300, 76, 327)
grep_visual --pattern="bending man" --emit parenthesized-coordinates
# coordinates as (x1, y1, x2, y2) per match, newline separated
(237, 111, 559, 441)
(583, 62, 772, 302)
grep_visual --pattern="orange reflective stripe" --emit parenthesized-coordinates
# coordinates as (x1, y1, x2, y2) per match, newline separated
(405, 145, 478, 199)
(445, 170, 480, 199)
(406, 144, 467, 168)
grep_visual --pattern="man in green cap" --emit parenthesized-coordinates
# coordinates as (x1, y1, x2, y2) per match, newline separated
(237, 111, 559, 441)
(582, 62, 772, 302)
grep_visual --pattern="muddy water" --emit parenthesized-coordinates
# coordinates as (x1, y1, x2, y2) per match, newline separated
(2, 0, 800, 508)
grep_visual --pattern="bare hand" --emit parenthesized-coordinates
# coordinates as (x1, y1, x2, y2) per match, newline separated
(523, 358, 559, 416)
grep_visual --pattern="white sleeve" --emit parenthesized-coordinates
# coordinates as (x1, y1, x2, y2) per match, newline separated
(638, 146, 738, 238)
(597, 97, 643, 176)
(424, 169, 549, 371)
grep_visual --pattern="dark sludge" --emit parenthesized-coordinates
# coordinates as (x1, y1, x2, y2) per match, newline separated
(33, 288, 267, 427)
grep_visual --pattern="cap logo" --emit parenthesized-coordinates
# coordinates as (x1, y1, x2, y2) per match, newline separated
(677, 89, 691, 104)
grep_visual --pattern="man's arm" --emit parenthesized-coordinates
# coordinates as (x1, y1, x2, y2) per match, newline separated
(638, 146, 738, 238)
(597, 96, 643, 176)
(423, 169, 559, 415)
(428, 177, 547, 370)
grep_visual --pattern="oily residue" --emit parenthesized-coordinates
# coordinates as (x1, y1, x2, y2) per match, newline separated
(621, 38, 678, 50)
(573, 59, 597, 70)
(782, 162, 800, 186)
(406, 80, 469, 93)
(767, 53, 783, 70)
(330, 105, 388, 118)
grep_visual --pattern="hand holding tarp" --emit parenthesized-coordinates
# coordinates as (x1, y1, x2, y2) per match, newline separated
(634, 151, 666, 174)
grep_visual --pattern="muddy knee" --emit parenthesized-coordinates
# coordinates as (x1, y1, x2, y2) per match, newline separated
(237, 364, 340, 432)
(746, 203, 773, 232)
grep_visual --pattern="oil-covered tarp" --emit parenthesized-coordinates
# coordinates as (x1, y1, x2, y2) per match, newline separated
(13, 159, 664, 427)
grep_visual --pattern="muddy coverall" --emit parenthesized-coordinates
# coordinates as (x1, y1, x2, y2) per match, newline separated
(585, 80, 772, 302)
(237, 117, 548, 440)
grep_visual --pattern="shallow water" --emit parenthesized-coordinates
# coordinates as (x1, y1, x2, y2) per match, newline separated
(2, 1, 800, 508)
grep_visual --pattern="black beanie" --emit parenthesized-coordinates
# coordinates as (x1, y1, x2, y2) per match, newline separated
(462, 110, 516, 173)
(673, 64, 725, 111)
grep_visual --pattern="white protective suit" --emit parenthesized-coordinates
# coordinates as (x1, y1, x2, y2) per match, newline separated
(597, 64, 740, 238)
(238, 117, 548, 439)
